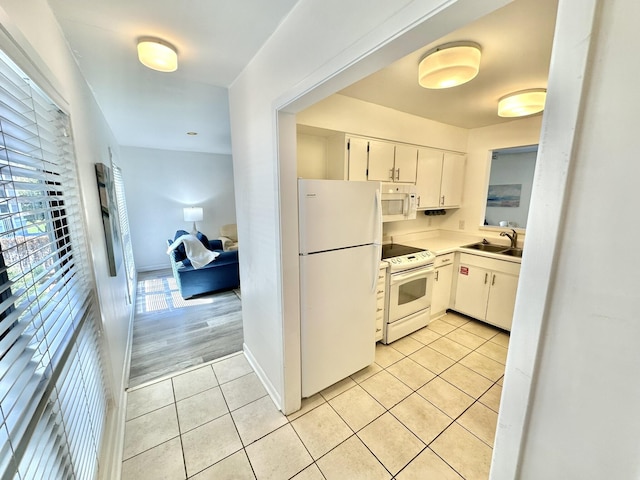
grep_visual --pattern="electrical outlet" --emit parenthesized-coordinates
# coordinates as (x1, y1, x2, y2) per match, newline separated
(459, 220, 465, 230)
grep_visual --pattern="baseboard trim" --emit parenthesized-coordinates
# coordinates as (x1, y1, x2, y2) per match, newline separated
(243, 343, 282, 411)
(136, 263, 170, 272)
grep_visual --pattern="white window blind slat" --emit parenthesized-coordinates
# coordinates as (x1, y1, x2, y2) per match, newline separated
(112, 164, 135, 302)
(0, 49, 109, 480)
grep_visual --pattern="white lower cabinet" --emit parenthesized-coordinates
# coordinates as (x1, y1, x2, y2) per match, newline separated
(453, 253, 520, 331)
(376, 263, 387, 341)
(431, 253, 454, 319)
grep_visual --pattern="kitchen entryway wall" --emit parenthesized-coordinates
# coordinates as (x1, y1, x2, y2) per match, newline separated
(297, 93, 542, 240)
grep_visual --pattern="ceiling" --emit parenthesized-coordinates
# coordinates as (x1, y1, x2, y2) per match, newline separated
(46, 0, 299, 155)
(339, 0, 558, 129)
(46, 0, 557, 157)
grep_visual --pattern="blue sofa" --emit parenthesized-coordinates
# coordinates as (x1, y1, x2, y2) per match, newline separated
(167, 230, 240, 299)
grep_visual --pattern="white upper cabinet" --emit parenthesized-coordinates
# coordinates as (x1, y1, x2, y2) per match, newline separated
(347, 136, 369, 181)
(416, 148, 465, 209)
(441, 152, 465, 208)
(367, 140, 396, 182)
(415, 148, 443, 208)
(393, 144, 419, 183)
(299, 129, 460, 190)
(368, 140, 417, 183)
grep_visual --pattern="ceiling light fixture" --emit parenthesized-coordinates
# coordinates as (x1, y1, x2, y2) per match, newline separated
(137, 37, 178, 72)
(418, 42, 481, 89)
(498, 89, 547, 117)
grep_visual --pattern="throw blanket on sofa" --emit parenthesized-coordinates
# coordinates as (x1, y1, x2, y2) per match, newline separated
(167, 234, 220, 269)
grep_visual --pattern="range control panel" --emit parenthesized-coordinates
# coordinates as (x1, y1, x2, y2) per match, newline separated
(387, 250, 436, 272)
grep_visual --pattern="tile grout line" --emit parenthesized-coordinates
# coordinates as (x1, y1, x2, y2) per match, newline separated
(170, 376, 189, 480)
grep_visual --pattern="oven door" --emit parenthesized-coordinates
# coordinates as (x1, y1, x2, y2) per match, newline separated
(388, 266, 434, 323)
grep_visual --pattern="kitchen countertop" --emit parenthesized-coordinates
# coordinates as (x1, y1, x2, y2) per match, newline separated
(389, 231, 523, 264)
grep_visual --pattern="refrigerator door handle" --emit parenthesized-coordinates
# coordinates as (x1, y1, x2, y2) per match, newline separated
(372, 187, 383, 292)
(374, 187, 382, 244)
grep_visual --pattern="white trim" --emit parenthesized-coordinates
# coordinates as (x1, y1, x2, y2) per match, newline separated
(137, 263, 172, 272)
(489, 0, 599, 477)
(244, 343, 282, 411)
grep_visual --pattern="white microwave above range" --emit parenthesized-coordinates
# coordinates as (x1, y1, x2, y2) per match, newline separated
(380, 183, 417, 223)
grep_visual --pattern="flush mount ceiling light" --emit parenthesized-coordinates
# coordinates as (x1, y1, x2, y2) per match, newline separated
(498, 89, 547, 117)
(418, 42, 481, 89)
(137, 37, 178, 72)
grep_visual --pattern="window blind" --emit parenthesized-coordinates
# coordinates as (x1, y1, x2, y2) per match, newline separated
(112, 164, 135, 303)
(0, 49, 109, 479)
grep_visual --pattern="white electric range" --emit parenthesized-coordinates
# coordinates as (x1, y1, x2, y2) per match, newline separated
(381, 244, 436, 343)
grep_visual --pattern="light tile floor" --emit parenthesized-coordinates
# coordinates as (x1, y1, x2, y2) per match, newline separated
(121, 312, 508, 479)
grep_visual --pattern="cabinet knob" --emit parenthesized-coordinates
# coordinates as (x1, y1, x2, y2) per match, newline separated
(492, 274, 496, 286)
(484, 273, 488, 284)
(441, 195, 445, 205)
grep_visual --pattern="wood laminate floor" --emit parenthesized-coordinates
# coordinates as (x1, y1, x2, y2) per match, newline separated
(128, 269, 243, 388)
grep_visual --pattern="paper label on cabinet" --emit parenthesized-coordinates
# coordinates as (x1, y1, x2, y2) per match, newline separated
(460, 266, 469, 275)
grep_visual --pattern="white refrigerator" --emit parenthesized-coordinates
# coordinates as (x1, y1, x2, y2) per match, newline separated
(298, 179, 382, 397)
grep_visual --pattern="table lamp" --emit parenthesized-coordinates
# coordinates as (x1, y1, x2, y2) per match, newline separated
(183, 207, 203, 234)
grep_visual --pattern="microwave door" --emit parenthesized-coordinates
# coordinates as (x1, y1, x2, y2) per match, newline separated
(383, 198, 404, 216)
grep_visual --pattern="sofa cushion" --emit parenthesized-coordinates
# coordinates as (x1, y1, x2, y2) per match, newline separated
(173, 230, 190, 262)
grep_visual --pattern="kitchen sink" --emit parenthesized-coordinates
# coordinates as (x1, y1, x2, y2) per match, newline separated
(462, 242, 524, 258)
(501, 248, 524, 258)
(462, 242, 509, 253)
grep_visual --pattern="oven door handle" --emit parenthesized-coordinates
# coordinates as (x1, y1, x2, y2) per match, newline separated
(391, 267, 434, 284)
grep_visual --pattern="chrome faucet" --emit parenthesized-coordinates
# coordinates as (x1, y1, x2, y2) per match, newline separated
(500, 229, 518, 249)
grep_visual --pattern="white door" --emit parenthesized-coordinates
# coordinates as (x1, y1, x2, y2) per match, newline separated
(300, 244, 377, 397)
(416, 148, 443, 208)
(298, 179, 380, 254)
(454, 263, 490, 320)
(486, 272, 519, 331)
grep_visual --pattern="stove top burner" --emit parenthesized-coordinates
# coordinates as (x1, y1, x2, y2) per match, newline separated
(381, 243, 425, 259)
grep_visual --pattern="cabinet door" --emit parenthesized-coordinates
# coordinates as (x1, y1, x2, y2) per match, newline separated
(347, 137, 369, 181)
(393, 144, 418, 183)
(454, 263, 490, 320)
(367, 140, 396, 182)
(440, 153, 465, 207)
(432, 263, 453, 318)
(415, 148, 443, 208)
(486, 272, 519, 331)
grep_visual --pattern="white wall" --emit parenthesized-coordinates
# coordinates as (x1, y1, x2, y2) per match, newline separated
(119, 146, 236, 271)
(297, 133, 328, 179)
(494, 0, 640, 477)
(229, 0, 510, 413)
(0, 0, 132, 476)
(298, 94, 468, 152)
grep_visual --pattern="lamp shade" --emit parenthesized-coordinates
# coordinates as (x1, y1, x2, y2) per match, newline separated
(498, 89, 547, 117)
(183, 207, 203, 222)
(419, 42, 481, 89)
(137, 38, 178, 72)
